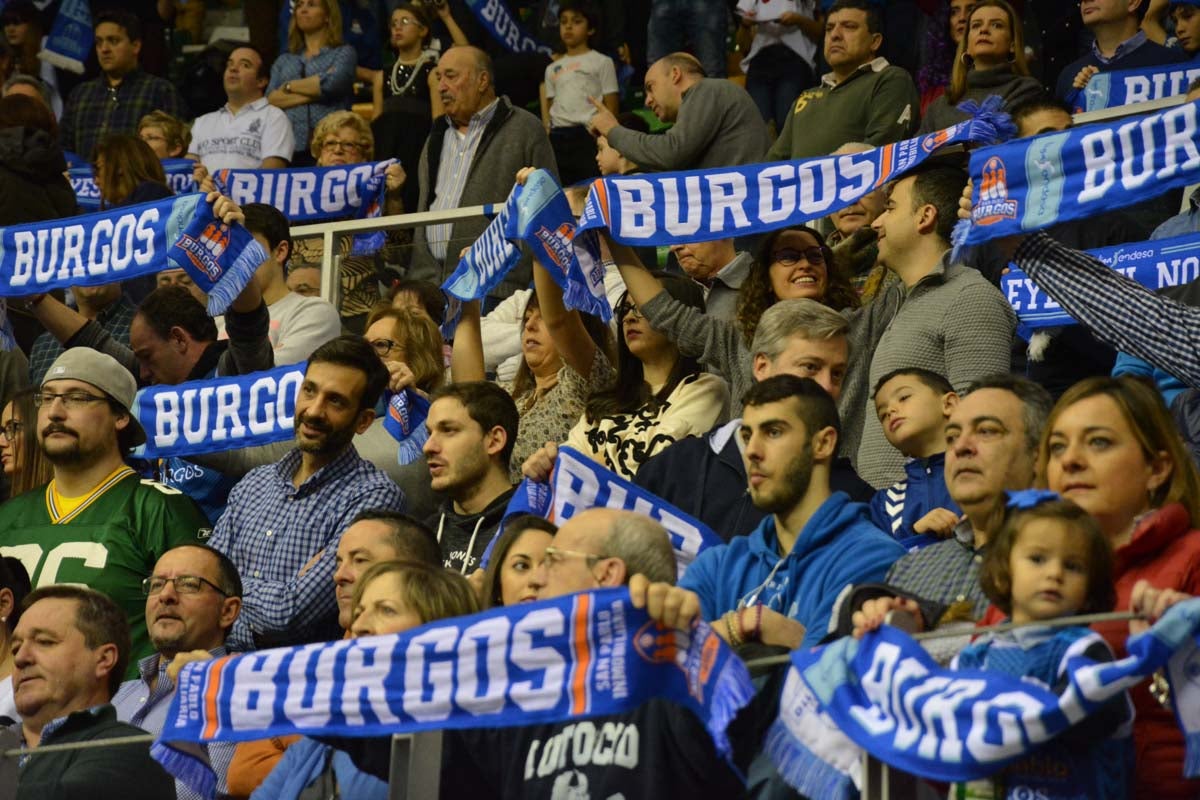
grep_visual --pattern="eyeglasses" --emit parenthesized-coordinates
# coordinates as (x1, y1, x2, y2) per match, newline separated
(0, 421, 20, 441)
(33, 391, 108, 409)
(321, 139, 364, 153)
(392, 16, 423, 28)
(772, 246, 825, 267)
(543, 546, 607, 569)
(368, 338, 402, 358)
(615, 300, 643, 321)
(142, 574, 230, 597)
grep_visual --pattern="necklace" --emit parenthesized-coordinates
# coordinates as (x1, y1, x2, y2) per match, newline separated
(389, 48, 438, 97)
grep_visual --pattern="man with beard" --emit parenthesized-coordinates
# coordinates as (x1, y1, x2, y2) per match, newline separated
(209, 336, 405, 651)
(642, 374, 905, 650)
(0, 349, 210, 676)
(113, 545, 242, 800)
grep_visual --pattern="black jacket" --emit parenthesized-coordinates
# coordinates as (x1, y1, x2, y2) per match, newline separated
(426, 486, 517, 575)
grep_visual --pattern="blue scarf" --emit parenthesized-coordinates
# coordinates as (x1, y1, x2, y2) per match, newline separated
(956, 98, 1200, 248)
(461, 0, 553, 57)
(381, 388, 430, 466)
(576, 98, 1016, 247)
(766, 599, 1200, 798)
(39, 0, 90, 74)
(70, 159, 198, 212)
(1002, 230, 1200, 334)
(0, 193, 264, 316)
(1076, 63, 1200, 113)
(151, 587, 755, 800)
(485, 446, 723, 578)
(212, 160, 395, 225)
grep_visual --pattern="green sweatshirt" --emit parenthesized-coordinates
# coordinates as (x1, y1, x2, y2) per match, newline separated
(766, 57, 920, 161)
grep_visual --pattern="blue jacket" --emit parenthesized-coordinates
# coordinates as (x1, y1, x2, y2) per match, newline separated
(679, 492, 905, 650)
(251, 737, 388, 800)
(868, 452, 959, 551)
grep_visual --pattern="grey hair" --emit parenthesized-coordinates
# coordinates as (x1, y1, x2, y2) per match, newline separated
(3, 74, 52, 107)
(750, 298, 851, 363)
(963, 373, 1054, 453)
(603, 512, 677, 585)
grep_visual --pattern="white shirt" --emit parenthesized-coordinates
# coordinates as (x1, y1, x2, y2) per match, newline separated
(190, 97, 295, 171)
(545, 50, 619, 129)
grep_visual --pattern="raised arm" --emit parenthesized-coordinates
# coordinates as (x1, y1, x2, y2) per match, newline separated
(450, 299, 488, 382)
(531, 243, 597, 378)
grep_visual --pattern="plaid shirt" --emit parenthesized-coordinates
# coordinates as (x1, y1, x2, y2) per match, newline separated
(29, 294, 136, 385)
(885, 517, 989, 618)
(112, 648, 235, 800)
(60, 68, 187, 159)
(209, 445, 405, 651)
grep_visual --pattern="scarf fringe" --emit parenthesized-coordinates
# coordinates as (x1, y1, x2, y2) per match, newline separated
(764, 719, 857, 800)
(150, 741, 217, 800)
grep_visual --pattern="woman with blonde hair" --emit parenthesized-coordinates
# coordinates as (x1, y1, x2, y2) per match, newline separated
(137, 110, 189, 159)
(918, 0, 1042, 133)
(1039, 375, 1200, 799)
(364, 303, 446, 395)
(267, 0, 357, 165)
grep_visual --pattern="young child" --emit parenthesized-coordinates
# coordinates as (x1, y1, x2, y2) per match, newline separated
(540, 0, 619, 186)
(869, 368, 960, 550)
(952, 492, 1132, 800)
(595, 112, 649, 177)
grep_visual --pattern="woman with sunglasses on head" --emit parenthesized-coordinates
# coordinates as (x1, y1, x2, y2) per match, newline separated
(609, 225, 857, 415)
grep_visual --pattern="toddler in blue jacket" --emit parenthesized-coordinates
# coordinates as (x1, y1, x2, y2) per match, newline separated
(869, 367, 960, 550)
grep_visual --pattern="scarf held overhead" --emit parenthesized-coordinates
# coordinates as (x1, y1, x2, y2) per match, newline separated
(212, 159, 395, 224)
(151, 587, 755, 800)
(39, 0, 91, 74)
(576, 98, 1016, 247)
(958, 97, 1200, 247)
(1077, 62, 1200, 113)
(461, 0, 553, 57)
(766, 599, 1200, 798)
(0, 193, 264, 316)
(1002, 230, 1200, 332)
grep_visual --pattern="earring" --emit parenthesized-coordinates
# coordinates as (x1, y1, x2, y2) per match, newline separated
(960, 52, 973, 67)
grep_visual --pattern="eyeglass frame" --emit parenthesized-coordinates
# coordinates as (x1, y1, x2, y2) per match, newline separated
(142, 574, 230, 597)
(615, 300, 643, 321)
(542, 545, 609, 569)
(771, 246, 826, 267)
(320, 138, 365, 153)
(391, 15, 425, 28)
(33, 390, 110, 410)
(0, 420, 21, 442)
(368, 338, 402, 358)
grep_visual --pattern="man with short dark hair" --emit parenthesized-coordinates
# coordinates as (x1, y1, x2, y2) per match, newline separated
(0, 349, 210, 674)
(1056, 0, 1187, 101)
(9, 585, 175, 798)
(422, 381, 519, 574)
(209, 335, 406, 651)
(333, 510, 441, 629)
(59, 8, 187, 159)
(189, 44, 293, 171)
(588, 51, 770, 171)
(112, 545, 242, 800)
(765, 0, 918, 160)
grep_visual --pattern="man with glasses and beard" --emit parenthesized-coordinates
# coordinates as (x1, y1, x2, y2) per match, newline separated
(209, 336, 405, 651)
(0, 349, 211, 676)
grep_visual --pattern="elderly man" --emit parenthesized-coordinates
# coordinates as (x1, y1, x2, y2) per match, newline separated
(9, 586, 175, 798)
(0, 349, 210, 675)
(440, 507, 747, 798)
(113, 545, 243, 800)
(409, 45, 557, 306)
(588, 51, 770, 171)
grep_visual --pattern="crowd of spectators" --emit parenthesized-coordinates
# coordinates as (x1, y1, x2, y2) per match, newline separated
(2, 0, 1200, 798)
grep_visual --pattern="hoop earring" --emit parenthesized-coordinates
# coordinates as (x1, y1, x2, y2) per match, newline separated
(960, 52, 973, 67)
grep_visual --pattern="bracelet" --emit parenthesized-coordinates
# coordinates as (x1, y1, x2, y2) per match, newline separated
(724, 610, 743, 648)
(20, 295, 45, 311)
(750, 603, 763, 642)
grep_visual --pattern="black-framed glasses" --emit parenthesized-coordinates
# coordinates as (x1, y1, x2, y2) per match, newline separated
(33, 391, 108, 409)
(368, 338, 402, 358)
(0, 421, 20, 441)
(142, 575, 229, 597)
(615, 300, 643, 321)
(772, 246, 825, 266)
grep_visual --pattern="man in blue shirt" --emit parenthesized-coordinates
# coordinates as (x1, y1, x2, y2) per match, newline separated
(1056, 0, 1187, 101)
(209, 336, 406, 651)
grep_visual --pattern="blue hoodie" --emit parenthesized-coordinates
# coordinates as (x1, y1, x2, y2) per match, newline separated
(868, 452, 959, 551)
(679, 491, 906, 650)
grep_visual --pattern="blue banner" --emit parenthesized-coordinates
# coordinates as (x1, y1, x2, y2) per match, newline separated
(486, 446, 724, 579)
(39, 0, 90, 74)
(578, 99, 1016, 247)
(462, 0, 553, 57)
(70, 159, 198, 212)
(958, 98, 1200, 247)
(0, 193, 264, 317)
(1078, 63, 1200, 112)
(212, 159, 394, 224)
(1002, 231, 1200, 331)
(766, 600, 1200, 797)
(152, 587, 755, 799)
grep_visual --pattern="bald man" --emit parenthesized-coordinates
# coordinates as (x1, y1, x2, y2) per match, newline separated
(589, 51, 770, 171)
(409, 45, 557, 306)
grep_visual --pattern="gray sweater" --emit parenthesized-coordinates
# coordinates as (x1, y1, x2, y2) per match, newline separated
(917, 66, 1045, 135)
(409, 96, 557, 301)
(607, 79, 771, 171)
(854, 253, 1015, 488)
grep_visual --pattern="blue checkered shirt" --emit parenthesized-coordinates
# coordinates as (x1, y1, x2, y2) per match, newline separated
(112, 648, 235, 800)
(30, 295, 136, 385)
(885, 517, 989, 618)
(209, 445, 405, 651)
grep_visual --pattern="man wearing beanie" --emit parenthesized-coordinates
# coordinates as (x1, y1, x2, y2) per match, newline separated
(0, 348, 210, 677)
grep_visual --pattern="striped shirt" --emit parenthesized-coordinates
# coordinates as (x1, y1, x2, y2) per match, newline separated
(1015, 231, 1200, 389)
(426, 99, 501, 260)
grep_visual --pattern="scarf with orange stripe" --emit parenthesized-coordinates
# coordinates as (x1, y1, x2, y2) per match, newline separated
(151, 587, 754, 799)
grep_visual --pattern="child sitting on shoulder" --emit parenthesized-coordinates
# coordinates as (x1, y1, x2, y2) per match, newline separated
(870, 368, 960, 550)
